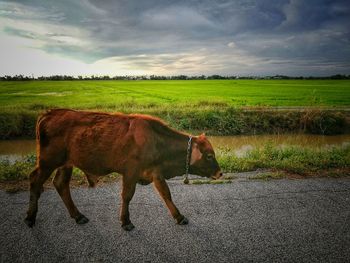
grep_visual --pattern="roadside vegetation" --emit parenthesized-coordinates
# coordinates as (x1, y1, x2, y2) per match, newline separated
(0, 153, 120, 192)
(217, 143, 350, 177)
(1, 143, 349, 191)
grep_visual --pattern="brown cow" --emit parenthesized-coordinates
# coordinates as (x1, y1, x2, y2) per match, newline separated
(25, 109, 222, 231)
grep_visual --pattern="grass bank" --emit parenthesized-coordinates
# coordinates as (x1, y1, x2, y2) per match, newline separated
(0, 107, 348, 139)
(1, 144, 349, 191)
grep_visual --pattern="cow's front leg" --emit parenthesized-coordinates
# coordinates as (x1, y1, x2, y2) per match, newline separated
(120, 175, 136, 231)
(153, 177, 188, 225)
(53, 166, 88, 224)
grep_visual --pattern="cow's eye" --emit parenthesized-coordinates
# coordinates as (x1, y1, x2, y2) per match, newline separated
(206, 154, 214, 161)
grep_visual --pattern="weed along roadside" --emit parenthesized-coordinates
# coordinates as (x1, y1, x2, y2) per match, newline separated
(1, 144, 349, 192)
(0, 153, 121, 193)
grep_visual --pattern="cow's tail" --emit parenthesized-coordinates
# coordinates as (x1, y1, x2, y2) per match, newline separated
(34, 111, 50, 166)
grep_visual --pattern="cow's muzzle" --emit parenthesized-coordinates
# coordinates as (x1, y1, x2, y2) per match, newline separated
(211, 171, 223, 180)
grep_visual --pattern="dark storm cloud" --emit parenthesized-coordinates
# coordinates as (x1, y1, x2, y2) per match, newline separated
(0, 0, 349, 75)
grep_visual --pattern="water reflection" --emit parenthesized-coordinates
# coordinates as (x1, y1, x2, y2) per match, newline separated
(0, 140, 36, 156)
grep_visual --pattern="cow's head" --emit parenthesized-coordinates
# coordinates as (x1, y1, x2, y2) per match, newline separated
(189, 134, 223, 180)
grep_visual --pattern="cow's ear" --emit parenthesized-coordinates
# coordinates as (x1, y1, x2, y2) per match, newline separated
(190, 143, 202, 165)
(198, 133, 206, 140)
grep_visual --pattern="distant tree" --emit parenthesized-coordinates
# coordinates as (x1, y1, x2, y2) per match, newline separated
(1, 74, 349, 81)
(170, 75, 188, 80)
(329, 74, 347, 79)
(208, 75, 226, 79)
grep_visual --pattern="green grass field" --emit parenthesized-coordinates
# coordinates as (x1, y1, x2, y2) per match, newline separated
(0, 79, 349, 138)
(0, 80, 349, 110)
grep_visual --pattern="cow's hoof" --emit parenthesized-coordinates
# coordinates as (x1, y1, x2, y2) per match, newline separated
(75, 214, 89, 224)
(122, 223, 135, 231)
(24, 218, 35, 228)
(177, 216, 189, 225)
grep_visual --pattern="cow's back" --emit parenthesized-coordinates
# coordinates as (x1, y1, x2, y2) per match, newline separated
(37, 109, 136, 175)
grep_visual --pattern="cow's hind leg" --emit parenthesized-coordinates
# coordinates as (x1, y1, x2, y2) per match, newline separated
(53, 166, 89, 224)
(25, 166, 54, 227)
(120, 175, 137, 231)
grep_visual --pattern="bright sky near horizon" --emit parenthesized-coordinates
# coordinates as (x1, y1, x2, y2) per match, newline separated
(0, 0, 349, 77)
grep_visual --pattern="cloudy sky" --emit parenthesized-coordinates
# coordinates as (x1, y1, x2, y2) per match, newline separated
(0, 0, 349, 76)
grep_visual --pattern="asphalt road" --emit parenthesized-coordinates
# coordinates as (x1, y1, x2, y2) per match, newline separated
(1, 177, 350, 263)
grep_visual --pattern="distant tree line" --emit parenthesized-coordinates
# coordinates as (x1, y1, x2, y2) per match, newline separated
(1, 74, 350, 81)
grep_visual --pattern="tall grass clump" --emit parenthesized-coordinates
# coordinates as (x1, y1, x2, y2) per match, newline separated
(300, 110, 347, 135)
(0, 111, 37, 139)
(0, 154, 36, 181)
(217, 143, 350, 175)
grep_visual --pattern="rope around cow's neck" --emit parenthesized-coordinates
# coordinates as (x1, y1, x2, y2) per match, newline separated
(183, 136, 192, 184)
